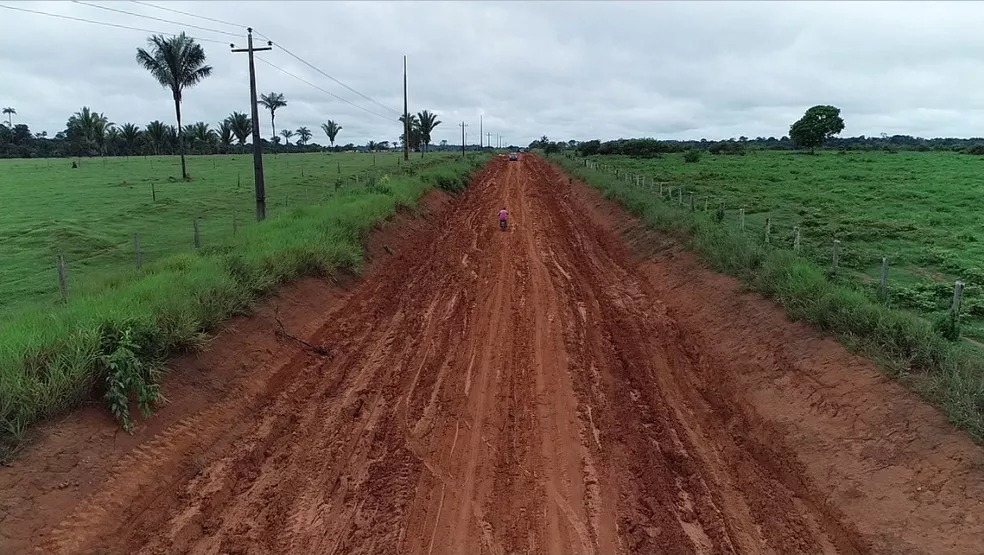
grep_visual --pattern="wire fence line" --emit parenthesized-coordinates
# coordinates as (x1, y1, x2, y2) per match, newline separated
(565, 153, 970, 336)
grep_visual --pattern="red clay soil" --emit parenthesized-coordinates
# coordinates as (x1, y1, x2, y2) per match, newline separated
(2, 155, 983, 554)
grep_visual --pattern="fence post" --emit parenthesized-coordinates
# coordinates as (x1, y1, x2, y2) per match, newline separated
(237, 172, 241, 189)
(678, 188, 683, 205)
(794, 226, 801, 252)
(739, 208, 745, 231)
(832, 239, 841, 274)
(233, 213, 238, 235)
(151, 182, 156, 202)
(134, 233, 142, 269)
(765, 218, 771, 244)
(952, 279, 965, 317)
(659, 183, 663, 198)
(704, 198, 708, 212)
(879, 257, 889, 300)
(57, 255, 69, 302)
(337, 161, 341, 174)
(194, 218, 201, 249)
(689, 192, 695, 211)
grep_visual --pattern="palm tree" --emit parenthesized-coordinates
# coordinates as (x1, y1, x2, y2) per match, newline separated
(164, 124, 179, 155)
(136, 32, 213, 179)
(67, 107, 111, 156)
(105, 126, 121, 156)
(280, 128, 294, 145)
(218, 120, 233, 153)
(188, 122, 217, 154)
(399, 113, 421, 151)
(2, 107, 14, 127)
(258, 92, 286, 140)
(321, 120, 341, 149)
(296, 126, 311, 145)
(144, 120, 168, 154)
(416, 110, 442, 155)
(366, 140, 378, 152)
(226, 111, 251, 145)
(120, 123, 142, 156)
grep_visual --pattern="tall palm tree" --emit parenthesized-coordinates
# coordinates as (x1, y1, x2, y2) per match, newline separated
(120, 123, 142, 156)
(366, 140, 378, 152)
(258, 92, 286, 140)
(2, 107, 14, 127)
(280, 128, 294, 146)
(321, 120, 341, 149)
(218, 120, 233, 153)
(144, 120, 168, 155)
(105, 126, 121, 156)
(226, 111, 251, 145)
(187, 121, 217, 154)
(295, 126, 311, 145)
(164, 124, 179, 155)
(416, 110, 442, 155)
(136, 32, 213, 179)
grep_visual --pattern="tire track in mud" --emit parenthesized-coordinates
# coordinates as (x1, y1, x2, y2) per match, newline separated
(7, 155, 984, 555)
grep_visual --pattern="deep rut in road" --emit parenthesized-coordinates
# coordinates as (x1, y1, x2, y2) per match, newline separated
(2, 155, 983, 554)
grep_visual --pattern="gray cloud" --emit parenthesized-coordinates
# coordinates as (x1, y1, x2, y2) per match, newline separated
(4, 1, 984, 146)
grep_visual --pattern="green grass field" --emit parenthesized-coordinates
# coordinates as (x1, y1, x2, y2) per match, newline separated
(0, 151, 479, 459)
(556, 150, 984, 442)
(582, 150, 984, 340)
(0, 152, 453, 316)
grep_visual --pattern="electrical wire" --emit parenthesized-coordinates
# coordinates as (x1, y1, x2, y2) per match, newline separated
(255, 56, 396, 121)
(255, 32, 401, 116)
(71, 0, 242, 38)
(0, 3, 229, 44)
(129, 0, 246, 30)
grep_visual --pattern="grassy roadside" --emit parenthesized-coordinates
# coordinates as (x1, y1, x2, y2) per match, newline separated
(551, 154, 984, 443)
(0, 156, 486, 461)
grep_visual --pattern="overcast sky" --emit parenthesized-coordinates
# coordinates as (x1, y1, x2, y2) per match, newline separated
(4, 1, 984, 146)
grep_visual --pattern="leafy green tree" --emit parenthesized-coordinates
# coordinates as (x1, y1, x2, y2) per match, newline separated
(416, 110, 441, 155)
(2, 107, 14, 128)
(105, 126, 121, 156)
(136, 32, 213, 178)
(144, 120, 168, 154)
(258, 92, 287, 140)
(295, 126, 311, 145)
(789, 105, 845, 153)
(280, 128, 294, 145)
(226, 111, 251, 145)
(321, 120, 341, 148)
(119, 123, 142, 156)
(188, 122, 217, 154)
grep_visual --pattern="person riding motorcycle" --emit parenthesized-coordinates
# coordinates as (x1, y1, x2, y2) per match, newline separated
(498, 207, 509, 230)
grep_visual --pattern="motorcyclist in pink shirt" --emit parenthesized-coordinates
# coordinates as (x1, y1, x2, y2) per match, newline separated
(498, 207, 509, 231)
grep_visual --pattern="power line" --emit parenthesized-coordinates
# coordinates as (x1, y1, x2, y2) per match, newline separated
(129, 1, 246, 30)
(254, 56, 395, 121)
(71, 1, 242, 38)
(0, 3, 228, 44)
(254, 31, 400, 116)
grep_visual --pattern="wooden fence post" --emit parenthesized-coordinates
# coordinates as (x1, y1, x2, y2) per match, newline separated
(952, 280, 965, 317)
(794, 226, 801, 252)
(57, 255, 69, 302)
(689, 192, 695, 211)
(765, 218, 771, 244)
(134, 233, 142, 269)
(879, 257, 889, 300)
(832, 240, 841, 274)
(739, 208, 745, 231)
(151, 182, 156, 202)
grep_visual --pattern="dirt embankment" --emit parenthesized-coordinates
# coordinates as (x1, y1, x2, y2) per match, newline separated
(1, 155, 982, 555)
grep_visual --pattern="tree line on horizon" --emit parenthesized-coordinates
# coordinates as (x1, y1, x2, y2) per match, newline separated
(0, 33, 444, 166)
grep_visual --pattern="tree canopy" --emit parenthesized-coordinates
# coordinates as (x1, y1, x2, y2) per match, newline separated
(789, 105, 845, 153)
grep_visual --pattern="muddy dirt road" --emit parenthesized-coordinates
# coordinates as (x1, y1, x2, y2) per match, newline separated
(3, 155, 984, 554)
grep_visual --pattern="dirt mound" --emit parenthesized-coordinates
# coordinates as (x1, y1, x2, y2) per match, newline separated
(2, 156, 982, 555)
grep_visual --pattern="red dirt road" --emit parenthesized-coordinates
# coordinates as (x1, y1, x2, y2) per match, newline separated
(3, 155, 984, 554)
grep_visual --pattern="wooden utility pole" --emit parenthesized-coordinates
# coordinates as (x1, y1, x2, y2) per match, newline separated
(232, 28, 272, 221)
(403, 55, 410, 162)
(460, 121, 468, 158)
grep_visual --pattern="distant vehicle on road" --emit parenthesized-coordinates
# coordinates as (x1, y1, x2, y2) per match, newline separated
(509, 152, 519, 161)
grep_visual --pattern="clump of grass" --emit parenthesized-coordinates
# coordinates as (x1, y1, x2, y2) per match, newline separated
(554, 154, 984, 443)
(0, 158, 484, 460)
